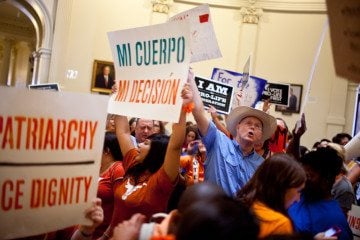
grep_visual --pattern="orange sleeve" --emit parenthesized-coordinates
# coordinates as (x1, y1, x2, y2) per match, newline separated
(122, 148, 139, 172)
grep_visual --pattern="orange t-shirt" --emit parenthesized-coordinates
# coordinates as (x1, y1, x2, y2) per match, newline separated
(180, 154, 204, 185)
(110, 149, 176, 232)
(252, 201, 293, 239)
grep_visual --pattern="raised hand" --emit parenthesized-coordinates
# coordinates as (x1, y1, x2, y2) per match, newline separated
(181, 83, 193, 107)
(207, 105, 218, 119)
(111, 213, 146, 240)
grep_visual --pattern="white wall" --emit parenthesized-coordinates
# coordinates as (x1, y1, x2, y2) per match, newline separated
(47, 0, 357, 149)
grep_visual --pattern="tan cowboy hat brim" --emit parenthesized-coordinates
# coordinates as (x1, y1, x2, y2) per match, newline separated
(226, 106, 277, 142)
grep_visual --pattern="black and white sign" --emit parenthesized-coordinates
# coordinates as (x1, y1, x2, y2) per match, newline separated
(29, 83, 60, 91)
(195, 76, 234, 114)
(261, 83, 289, 106)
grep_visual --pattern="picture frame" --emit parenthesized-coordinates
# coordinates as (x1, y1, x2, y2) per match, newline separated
(353, 86, 360, 136)
(91, 60, 115, 94)
(275, 84, 303, 114)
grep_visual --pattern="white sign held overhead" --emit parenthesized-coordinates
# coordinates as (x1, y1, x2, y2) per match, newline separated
(169, 4, 222, 63)
(107, 21, 191, 123)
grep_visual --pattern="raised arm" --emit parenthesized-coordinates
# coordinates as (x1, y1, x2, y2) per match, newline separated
(207, 105, 231, 137)
(163, 83, 192, 182)
(114, 115, 135, 157)
(188, 69, 210, 136)
(286, 113, 306, 161)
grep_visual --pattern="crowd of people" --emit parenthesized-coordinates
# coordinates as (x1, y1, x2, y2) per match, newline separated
(19, 70, 359, 240)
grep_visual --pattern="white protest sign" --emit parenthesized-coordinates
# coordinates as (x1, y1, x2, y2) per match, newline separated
(107, 21, 190, 123)
(169, 4, 222, 63)
(211, 68, 267, 109)
(0, 87, 107, 239)
(327, 0, 360, 83)
(348, 204, 360, 239)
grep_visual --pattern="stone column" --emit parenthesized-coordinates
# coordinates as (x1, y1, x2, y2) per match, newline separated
(150, 0, 173, 24)
(345, 82, 360, 134)
(13, 41, 32, 88)
(237, 1, 263, 72)
(31, 47, 52, 84)
(0, 38, 13, 86)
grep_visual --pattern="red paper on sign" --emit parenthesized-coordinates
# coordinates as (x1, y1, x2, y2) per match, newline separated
(199, 14, 209, 23)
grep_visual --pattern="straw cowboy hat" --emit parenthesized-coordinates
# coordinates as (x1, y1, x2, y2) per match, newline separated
(226, 106, 277, 142)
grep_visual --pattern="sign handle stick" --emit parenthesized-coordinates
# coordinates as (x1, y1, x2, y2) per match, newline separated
(300, 18, 329, 116)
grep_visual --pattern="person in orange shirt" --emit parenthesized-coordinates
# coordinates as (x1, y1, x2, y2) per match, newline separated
(101, 84, 193, 239)
(180, 140, 206, 185)
(236, 154, 306, 239)
(181, 125, 199, 154)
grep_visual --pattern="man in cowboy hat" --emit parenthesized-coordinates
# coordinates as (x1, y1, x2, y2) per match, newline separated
(189, 71, 276, 196)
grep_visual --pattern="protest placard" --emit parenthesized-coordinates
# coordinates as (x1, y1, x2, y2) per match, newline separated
(169, 4, 222, 63)
(0, 87, 107, 239)
(194, 76, 233, 114)
(261, 82, 290, 106)
(327, 0, 360, 83)
(211, 68, 267, 109)
(348, 204, 360, 239)
(107, 21, 191, 123)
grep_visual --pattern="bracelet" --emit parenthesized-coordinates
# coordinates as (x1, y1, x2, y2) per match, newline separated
(80, 230, 93, 238)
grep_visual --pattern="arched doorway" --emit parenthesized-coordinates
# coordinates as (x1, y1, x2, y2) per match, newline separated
(0, 0, 53, 87)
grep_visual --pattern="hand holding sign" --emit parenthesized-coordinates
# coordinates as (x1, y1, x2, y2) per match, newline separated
(72, 198, 104, 239)
(181, 83, 193, 107)
(294, 113, 307, 138)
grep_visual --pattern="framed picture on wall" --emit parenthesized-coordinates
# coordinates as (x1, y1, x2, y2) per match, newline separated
(91, 60, 115, 94)
(353, 86, 360, 136)
(275, 84, 303, 114)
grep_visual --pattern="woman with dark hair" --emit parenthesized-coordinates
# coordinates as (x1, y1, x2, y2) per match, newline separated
(288, 147, 353, 240)
(102, 85, 192, 238)
(332, 132, 352, 146)
(128, 117, 137, 136)
(93, 132, 124, 239)
(182, 125, 199, 154)
(236, 153, 306, 238)
(176, 194, 259, 240)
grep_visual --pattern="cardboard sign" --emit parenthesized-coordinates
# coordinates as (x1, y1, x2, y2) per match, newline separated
(28, 83, 60, 91)
(211, 68, 267, 109)
(348, 204, 360, 239)
(261, 82, 290, 106)
(107, 21, 191, 123)
(194, 76, 233, 114)
(169, 4, 222, 63)
(327, 0, 360, 83)
(0, 87, 107, 239)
